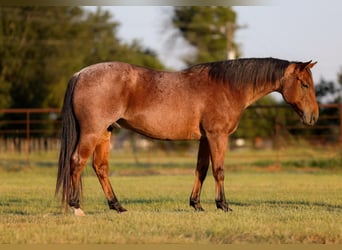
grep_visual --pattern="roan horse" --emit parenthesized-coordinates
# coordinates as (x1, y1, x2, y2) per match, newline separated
(56, 57, 319, 216)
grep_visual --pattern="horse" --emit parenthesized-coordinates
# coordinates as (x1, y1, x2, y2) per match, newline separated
(55, 57, 319, 216)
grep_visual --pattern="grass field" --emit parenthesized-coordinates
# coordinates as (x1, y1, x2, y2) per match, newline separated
(0, 147, 341, 243)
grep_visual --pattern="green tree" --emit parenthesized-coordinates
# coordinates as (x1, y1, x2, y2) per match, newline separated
(172, 6, 239, 65)
(315, 78, 340, 104)
(0, 7, 86, 108)
(311, 75, 342, 144)
(0, 6, 164, 140)
(232, 96, 278, 143)
(0, 6, 164, 109)
(0, 77, 11, 109)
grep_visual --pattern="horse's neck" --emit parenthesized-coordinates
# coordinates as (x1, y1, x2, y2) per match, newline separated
(242, 80, 281, 108)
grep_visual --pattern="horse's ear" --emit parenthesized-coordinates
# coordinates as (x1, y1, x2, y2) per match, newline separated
(285, 61, 317, 76)
(308, 61, 317, 68)
(299, 61, 317, 71)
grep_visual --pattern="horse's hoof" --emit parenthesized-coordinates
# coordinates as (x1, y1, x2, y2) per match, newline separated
(216, 200, 233, 212)
(225, 207, 233, 212)
(74, 208, 86, 216)
(190, 198, 205, 212)
(117, 206, 127, 213)
(108, 200, 127, 213)
(192, 204, 205, 212)
(195, 206, 205, 212)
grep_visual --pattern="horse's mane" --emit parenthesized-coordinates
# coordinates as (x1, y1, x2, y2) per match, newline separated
(189, 57, 291, 92)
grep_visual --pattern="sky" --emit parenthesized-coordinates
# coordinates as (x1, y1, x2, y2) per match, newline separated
(100, 0, 342, 83)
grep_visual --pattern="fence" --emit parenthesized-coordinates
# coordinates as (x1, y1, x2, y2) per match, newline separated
(231, 103, 342, 149)
(0, 104, 341, 154)
(0, 108, 60, 153)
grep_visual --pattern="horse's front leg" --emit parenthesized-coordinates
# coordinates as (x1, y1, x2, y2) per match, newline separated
(190, 137, 210, 211)
(207, 132, 233, 212)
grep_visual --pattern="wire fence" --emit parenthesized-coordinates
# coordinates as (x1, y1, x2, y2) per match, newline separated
(0, 104, 341, 155)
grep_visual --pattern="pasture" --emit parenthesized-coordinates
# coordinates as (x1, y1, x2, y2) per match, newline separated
(0, 147, 341, 244)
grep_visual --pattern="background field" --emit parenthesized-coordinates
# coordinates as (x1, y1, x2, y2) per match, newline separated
(0, 147, 341, 244)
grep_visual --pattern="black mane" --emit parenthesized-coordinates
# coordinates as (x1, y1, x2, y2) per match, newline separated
(191, 57, 290, 92)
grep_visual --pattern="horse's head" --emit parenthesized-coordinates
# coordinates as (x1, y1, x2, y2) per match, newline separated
(280, 61, 319, 126)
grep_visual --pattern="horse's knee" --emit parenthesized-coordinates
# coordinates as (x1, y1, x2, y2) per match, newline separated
(70, 154, 86, 174)
(213, 166, 225, 181)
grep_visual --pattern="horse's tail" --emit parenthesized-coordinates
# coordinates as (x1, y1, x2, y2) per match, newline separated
(55, 72, 80, 208)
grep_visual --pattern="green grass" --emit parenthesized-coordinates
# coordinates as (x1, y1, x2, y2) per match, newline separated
(0, 148, 341, 243)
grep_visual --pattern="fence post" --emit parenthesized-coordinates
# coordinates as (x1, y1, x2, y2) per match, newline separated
(26, 110, 30, 165)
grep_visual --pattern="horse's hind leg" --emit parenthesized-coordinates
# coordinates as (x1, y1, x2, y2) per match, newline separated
(69, 134, 98, 216)
(92, 131, 127, 213)
(190, 137, 210, 211)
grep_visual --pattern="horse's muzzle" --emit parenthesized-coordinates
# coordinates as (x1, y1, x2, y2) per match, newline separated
(302, 111, 319, 126)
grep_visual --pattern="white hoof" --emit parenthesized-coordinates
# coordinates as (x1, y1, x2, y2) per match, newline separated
(74, 208, 86, 216)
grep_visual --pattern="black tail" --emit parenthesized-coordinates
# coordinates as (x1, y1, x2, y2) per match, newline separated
(55, 73, 80, 207)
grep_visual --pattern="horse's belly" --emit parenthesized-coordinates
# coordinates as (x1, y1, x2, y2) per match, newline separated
(118, 115, 202, 140)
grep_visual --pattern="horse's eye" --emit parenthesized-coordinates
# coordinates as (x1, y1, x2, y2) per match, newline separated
(301, 82, 309, 89)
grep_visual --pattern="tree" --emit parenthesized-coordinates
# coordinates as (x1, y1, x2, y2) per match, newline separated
(172, 6, 239, 65)
(315, 78, 341, 104)
(0, 6, 164, 109)
(0, 76, 11, 109)
(337, 68, 342, 103)
(0, 6, 164, 139)
(311, 75, 342, 144)
(1, 7, 83, 108)
(232, 95, 280, 147)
